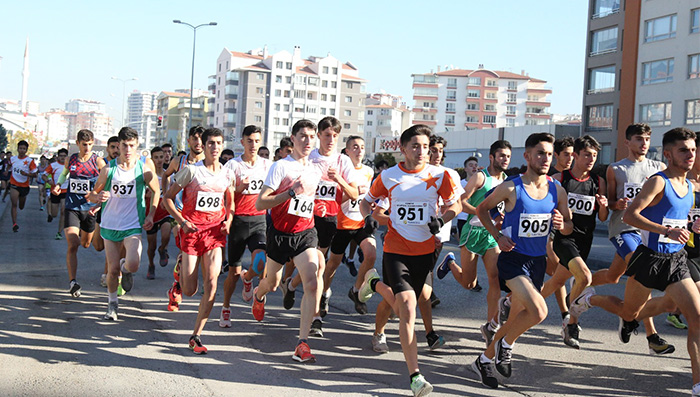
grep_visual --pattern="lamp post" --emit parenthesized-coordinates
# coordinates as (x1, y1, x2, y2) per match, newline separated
(111, 76, 138, 128)
(173, 20, 217, 133)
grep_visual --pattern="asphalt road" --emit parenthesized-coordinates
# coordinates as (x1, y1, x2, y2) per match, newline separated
(0, 186, 693, 396)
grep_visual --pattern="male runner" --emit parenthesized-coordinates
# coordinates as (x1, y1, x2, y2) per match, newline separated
(161, 143, 173, 170)
(258, 146, 270, 159)
(470, 132, 572, 389)
(219, 125, 272, 328)
(163, 127, 235, 353)
(35, 155, 49, 210)
(93, 136, 120, 288)
(251, 119, 323, 363)
(8, 140, 37, 232)
(436, 140, 511, 347)
(539, 135, 609, 349)
(0, 151, 11, 199)
(455, 156, 480, 237)
(45, 148, 69, 239)
(145, 146, 173, 279)
(88, 127, 159, 321)
(358, 124, 461, 396)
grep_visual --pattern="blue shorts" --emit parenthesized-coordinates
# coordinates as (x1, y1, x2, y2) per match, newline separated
(610, 231, 642, 259)
(497, 250, 547, 293)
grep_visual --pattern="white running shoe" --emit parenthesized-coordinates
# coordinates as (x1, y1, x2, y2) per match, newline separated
(241, 270, 254, 302)
(219, 306, 232, 328)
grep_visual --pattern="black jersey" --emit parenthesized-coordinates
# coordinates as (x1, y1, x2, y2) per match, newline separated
(557, 169, 600, 236)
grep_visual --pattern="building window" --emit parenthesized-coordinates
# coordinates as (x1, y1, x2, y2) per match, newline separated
(592, 0, 620, 18)
(276, 61, 283, 69)
(367, 110, 374, 116)
(468, 77, 481, 86)
(343, 123, 350, 129)
(687, 99, 700, 124)
(255, 87, 264, 94)
(275, 89, 281, 97)
(590, 27, 618, 55)
(330, 95, 337, 102)
(467, 90, 480, 98)
(445, 115, 455, 125)
(485, 91, 497, 99)
(344, 82, 352, 89)
(254, 115, 262, 122)
(283, 90, 290, 98)
(640, 102, 672, 126)
(588, 65, 616, 93)
(306, 106, 316, 114)
(587, 104, 614, 130)
(345, 96, 352, 103)
(446, 90, 457, 100)
(330, 108, 336, 116)
(283, 118, 289, 126)
(218, 63, 221, 72)
(483, 115, 496, 124)
(254, 101, 262, 109)
(506, 105, 516, 115)
(322, 80, 328, 88)
(295, 75, 306, 84)
(486, 79, 497, 87)
(321, 94, 328, 101)
(283, 104, 290, 111)
(294, 106, 304, 113)
(466, 103, 478, 110)
(507, 81, 518, 90)
(690, 54, 700, 79)
(286, 62, 292, 70)
(692, 8, 699, 33)
(507, 93, 517, 103)
(333, 67, 338, 75)
(641, 59, 674, 85)
(322, 66, 329, 74)
(286, 76, 292, 83)
(275, 75, 282, 83)
(308, 77, 318, 86)
(274, 117, 280, 125)
(366, 120, 373, 126)
(645, 14, 677, 43)
(466, 116, 478, 123)
(344, 110, 352, 117)
(506, 118, 515, 127)
(484, 104, 496, 111)
(331, 81, 337, 88)
(257, 73, 265, 80)
(446, 103, 455, 112)
(447, 78, 457, 88)
(320, 108, 327, 115)
(294, 90, 305, 98)
(274, 104, 280, 111)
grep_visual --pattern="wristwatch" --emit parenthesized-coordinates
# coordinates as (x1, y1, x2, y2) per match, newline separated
(288, 189, 296, 199)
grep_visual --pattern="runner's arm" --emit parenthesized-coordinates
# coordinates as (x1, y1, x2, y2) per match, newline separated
(372, 205, 390, 226)
(555, 184, 574, 235)
(256, 184, 297, 211)
(622, 175, 669, 235)
(56, 156, 71, 185)
(459, 171, 485, 215)
(476, 181, 512, 240)
(161, 154, 181, 198)
(144, 167, 160, 214)
(86, 167, 110, 203)
(606, 165, 625, 211)
(597, 177, 609, 221)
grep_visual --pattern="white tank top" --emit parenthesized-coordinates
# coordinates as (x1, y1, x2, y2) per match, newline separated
(101, 164, 141, 231)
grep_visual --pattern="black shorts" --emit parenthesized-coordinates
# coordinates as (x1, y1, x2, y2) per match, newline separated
(314, 215, 337, 249)
(10, 184, 29, 197)
(627, 245, 691, 291)
(65, 209, 96, 233)
(457, 219, 467, 238)
(228, 215, 267, 266)
(382, 252, 435, 296)
(0, 172, 9, 181)
(497, 250, 547, 293)
(50, 192, 66, 204)
(330, 228, 374, 255)
(553, 232, 593, 270)
(146, 217, 172, 235)
(688, 256, 700, 283)
(266, 225, 318, 265)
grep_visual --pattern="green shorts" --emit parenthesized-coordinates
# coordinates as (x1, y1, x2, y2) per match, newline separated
(459, 224, 497, 257)
(101, 227, 142, 242)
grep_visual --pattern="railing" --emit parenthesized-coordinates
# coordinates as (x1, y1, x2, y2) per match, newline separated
(589, 48, 617, 57)
(592, 8, 620, 19)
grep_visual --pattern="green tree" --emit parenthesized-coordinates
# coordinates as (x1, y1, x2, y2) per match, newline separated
(8, 130, 39, 154)
(0, 124, 8, 152)
(373, 153, 397, 167)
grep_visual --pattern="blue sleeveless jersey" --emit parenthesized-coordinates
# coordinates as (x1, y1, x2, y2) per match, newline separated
(640, 172, 693, 254)
(501, 175, 558, 257)
(65, 153, 100, 211)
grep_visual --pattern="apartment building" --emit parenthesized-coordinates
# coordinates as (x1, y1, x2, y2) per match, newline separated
(411, 66, 552, 132)
(155, 90, 210, 150)
(65, 99, 106, 114)
(582, 0, 700, 162)
(210, 46, 365, 151)
(363, 93, 413, 156)
(127, 91, 157, 131)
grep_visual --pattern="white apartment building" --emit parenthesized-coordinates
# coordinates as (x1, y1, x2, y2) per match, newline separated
(65, 99, 105, 114)
(127, 91, 157, 132)
(364, 93, 412, 156)
(210, 46, 365, 151)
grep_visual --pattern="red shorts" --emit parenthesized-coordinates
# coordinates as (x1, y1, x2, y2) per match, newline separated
(146, 198, 172, 223)
(177, 223, 226, 256)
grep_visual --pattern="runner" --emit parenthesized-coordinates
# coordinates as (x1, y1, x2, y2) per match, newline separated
(8, 141, 37, 232)
(145, 146, 173, 279)
(35, 155, 49, 211)
(358, 124, 461, 396)
(163, 127, 235, 353)
(455, 155, 480, 237)
(539, 135, 609, 349)
(219, 125, 272, 328)
(0, 151, 11, 199)
(45, 148, 69, 239)
(470, 132, 572, 389)
(436, 140, 511, 347)
(250, 119, 323, 363)
(161, 143, 173, 170)
(258, 146, 270, 159)
(93, 136, 120, 288)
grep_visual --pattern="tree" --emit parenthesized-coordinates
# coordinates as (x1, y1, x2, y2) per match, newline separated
(0, 124, 8, 152)
(8, 130, 39, 154)
(373, 153, 397, 167)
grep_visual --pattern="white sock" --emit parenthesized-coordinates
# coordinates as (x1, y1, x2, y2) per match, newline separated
(501, 338, 513, 349)
(488, 319, 499, 331)
(479, 353, 492, 363)
(287, 278, 296, 291)
(108, 292, 118, 303)
(313, 316, 322, 322)
(323, 290, 331, 298)
(693, 382, 700, 394)
(120, 260, 129, 274)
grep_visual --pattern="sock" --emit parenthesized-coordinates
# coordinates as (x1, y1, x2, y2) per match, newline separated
(323, 289, 331, 298)
(297, 339, 308, 346)
(287, 278, 296, 291)
(312, 316, 322, 322)
(504, 296, 511, 307)
(352, 286, 358, 293)
(70, 279, 76, 287)
(370, 278, 379, 292)
(108, 291, 118, 303)
(501, 338, 513, 349)
(410, 371, 421, 382)
(693, 382, 700, 394)
(561, 311, 569, 320)
(479, 353, 492, 363)
(488, 319, 499, 331)
(120, 261, 128, 273)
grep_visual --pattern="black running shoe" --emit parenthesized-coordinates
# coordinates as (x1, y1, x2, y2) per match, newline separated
(471, 357, 498, 389)
(648, 333, 675, 355)
(12, 224, 18, 232)
(562, 323, 580, 349)
(345, 258, 358, 277)
(309, 319, 323, 337)
(347, 287, 367, 314)
(426, 330, 445, 350)
(69, 282, 81, 298)
(494, 338, 512, 378)
(472, 281, 483, 292)
(619, 318, 639, 344)
(430, 292, 440, 308)
(281, 278, 295, 310)
(358, 248, 364, 263)
(319, 292, 330, 318)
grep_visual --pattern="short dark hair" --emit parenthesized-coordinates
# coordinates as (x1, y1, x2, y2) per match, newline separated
(161, 143, 173, 150)
(662, 127, 696, 149)
(150, 146, 163, 155)
(177, 150, 186, 156)
(625, 123, 652, 140)
(17, 140, 28, 149)
(400, 124, 432, 146)
(107, 136, 119, 145)
(346, 135, 364, 143)
(76, 129, 94, 142)
(574, 135, 601, 154)
(291, 119, 317, 136)
(201, 127, 223, 145)
(57, 148, 68, 156)
(221, 149, 234, 157)
(430, 135, 447, 148)
(525, 132, 555, 149)
(490, 140, 512, 156)
(318, 116, 342, 134)
(274, 148, 282, 157)
(464, 156, 478, 167)
(375, 159, 389, 169)
(242, 125, 262, 137)
(189, 125, 205, 138)
(118, 127, 138, 142)
(258, 146, 269, 153)
(280, 137, 293, 149)
(554, 136, 574, 154)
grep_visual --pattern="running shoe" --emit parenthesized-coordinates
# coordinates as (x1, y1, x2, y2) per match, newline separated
(219, 306, 232, 328)
(472, 280, 483, 292)
(562, 323, 580, 349)
(471, 356, 498, 389)
(648, 333, 675, 355)
(498, 296, 510, 325)
(569, 286, 595, 318)
(69, 281, 81, 298)
(348, 287, 368, 314)
(292, 341, 316, 363)
(692, 382, 700, 397)
(345, 257, 358, 277)
(309, 319, 323, 337)
(280, 277, 295, 310)
(436, 252, 455, 280)
(173, 254, 181, 283)
(494, 338, 512, 378)
(372, 333, 388, 353)
(121, 267, 134, 293)
(618, 318, 639, 343)
(666, 313, 688, 329)
(40, 206, 44, 211)
(189, 335, 208, 355)
(12, 223, 18, 232)
(430, 292, 440, 308)
(147, 266, 155, 280)
(55, 232, 62, 240)
(409, 374, 433, 397)
(158, 248, 169, 267)
(167, 281, 182, 312)
(103, 301, 118, 321)
(426, 330, 445, 350)
(241, 270, 254, 302)
(358, 268, 380, 303)
(220, 260, 229, 275)
(252, 287, 266, 321)
(47, 214, 53, 222)
(358, 248, 364, 264)
(319, 289, 331, 318)
(480, 322, 496, 348)
(117, 279, 125, 297)
(100, 274, 107, 288)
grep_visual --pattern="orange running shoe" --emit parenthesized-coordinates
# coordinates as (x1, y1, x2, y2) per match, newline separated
(292, 341, 316, 363)
(167, 281, 182, 311)
(251, 287, 266, 321)
(173, 254, 181, 283)
(189, 335, 208, 355)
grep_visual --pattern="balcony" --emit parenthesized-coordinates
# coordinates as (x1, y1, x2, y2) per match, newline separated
(413, 107, 437, 113)
(525, 112, 551, 119)
(224, 121, 236, 127)
(224, 107, 237, 113)
(589, 48, 617, 57)
(412, 82, 438, 89)
(208, 83, 216, 92)
(206, 111, 214, 117)
(527, 87, 553, 94)
(586, 87, 614, 95)
(526, 100, 552, 107)
(412, 120, 436, 126)
(225, 94, 238, 100)
(592, 8, 620, 19)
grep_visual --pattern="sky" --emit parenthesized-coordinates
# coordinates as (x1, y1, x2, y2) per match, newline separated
(0, 1, 589, 124)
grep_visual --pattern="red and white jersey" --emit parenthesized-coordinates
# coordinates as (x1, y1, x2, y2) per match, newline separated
(264, 156, 322, 234)
(46, 161, 68, 193)
(173, 161, 235, 230)
(309, 149, 357, 218)
(10, 156, 37, 187)
(365, 163, 460, 256)
(337, 163, 374, 230)
(225, 155, 272, 216)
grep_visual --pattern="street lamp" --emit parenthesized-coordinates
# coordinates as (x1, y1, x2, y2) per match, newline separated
(173, 20, 217, 132)
(111, 76, 138, 128)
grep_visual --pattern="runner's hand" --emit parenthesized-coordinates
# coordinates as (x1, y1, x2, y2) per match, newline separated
(552, 209, 564, 230)
(143, 215, 154, 231)
(221, 219, 232, 235)
(428, 216, 444, 235)
(327, 167, 340, 183)
(497, 234, 516, 252)
(51, 185, 61, 196)
(615, 197, 629, 210)
(363, 214, 378, 234)
(182, 220, 199, 233)
(669, 227, 690, 244)
(595, 194, 608, 208)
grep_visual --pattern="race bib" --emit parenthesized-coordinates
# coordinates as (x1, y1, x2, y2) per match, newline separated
(392, 201, 430, 226)
(568, 192, 595, 216)
(288, 195, 314, 218)
(195, 191, 223, 212)
(659, 217, 687, 243)
(623, 182, 643, 200)
(315, 180, 337, 201)
(688, 208, 700, 230)
(243, 172, 265, 195)
(518, 213, 551, 238)
(111, 182, 135, 198)
(70, 178, 91, 195)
